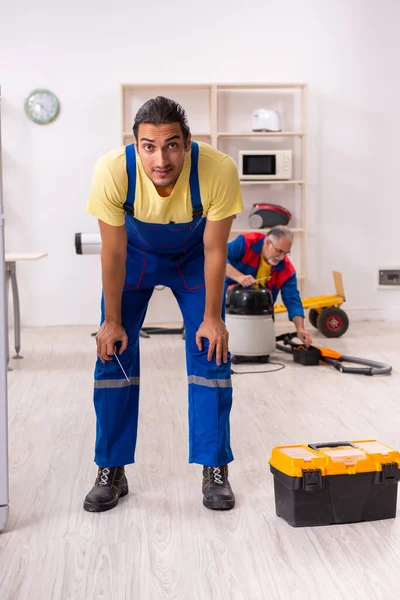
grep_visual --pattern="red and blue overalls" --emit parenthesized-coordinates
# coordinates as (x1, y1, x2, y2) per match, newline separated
(225, 232, 304, 320)
(93, 142, 233, 469)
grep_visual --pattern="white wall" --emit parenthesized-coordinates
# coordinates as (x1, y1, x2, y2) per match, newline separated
(1, 0, 400, 326)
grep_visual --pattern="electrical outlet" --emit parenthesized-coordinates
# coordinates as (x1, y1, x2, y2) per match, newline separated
(379, 269, 400, 286)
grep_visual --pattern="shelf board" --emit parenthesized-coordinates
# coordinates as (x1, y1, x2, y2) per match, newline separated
(122, 132, 211, 138)
(217, 83, 307, 91)
(218, 132, 305, 138)
(121, 84, 212, 90)
(240, 180, 305, 186)
(121, 83, 307, 90)
(231, 227, 304, 234)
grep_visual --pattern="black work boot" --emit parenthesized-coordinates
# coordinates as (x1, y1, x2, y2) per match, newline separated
(202, 465, 235, 510)
(83, 466, 128, 512)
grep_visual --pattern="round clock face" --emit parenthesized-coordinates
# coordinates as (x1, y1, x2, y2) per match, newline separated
(24, 89, 60, 125)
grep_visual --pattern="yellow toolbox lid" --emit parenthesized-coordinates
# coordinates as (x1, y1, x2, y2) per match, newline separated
(269, 440, 400, 477)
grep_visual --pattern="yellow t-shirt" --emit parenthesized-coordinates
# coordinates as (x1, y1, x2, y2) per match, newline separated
(256, 256, 272, 286)
(86, 142, 244, 226)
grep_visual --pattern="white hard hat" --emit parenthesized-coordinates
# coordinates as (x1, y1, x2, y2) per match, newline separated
(252, 109, 282, 132)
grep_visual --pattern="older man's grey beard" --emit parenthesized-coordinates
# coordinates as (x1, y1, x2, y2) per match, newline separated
(267, 257, 282, 266)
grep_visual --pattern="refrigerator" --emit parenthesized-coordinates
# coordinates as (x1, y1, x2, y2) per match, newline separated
(0, 85, 9, 532)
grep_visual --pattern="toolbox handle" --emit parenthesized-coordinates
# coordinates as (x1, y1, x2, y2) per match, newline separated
(308, 441, 356, 451)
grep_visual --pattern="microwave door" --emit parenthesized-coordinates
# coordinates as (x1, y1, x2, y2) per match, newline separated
(242, 154, 277, 179)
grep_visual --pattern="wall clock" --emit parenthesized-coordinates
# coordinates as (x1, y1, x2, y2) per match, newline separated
(24, 89, 60, 125)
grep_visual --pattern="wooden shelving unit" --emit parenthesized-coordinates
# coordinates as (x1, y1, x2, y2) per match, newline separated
(217, 132, 305, 137)
(121, 83, 308, 324)
(239, 180, 305, 185)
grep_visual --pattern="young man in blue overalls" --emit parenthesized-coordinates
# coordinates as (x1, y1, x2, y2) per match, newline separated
(84, 96, 243, 512)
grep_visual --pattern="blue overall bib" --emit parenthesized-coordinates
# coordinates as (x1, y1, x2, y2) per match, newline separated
(93, 142, 233, 469)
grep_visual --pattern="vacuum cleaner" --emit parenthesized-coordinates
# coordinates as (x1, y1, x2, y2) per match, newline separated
(225, 284, 276, 363)
(225, 285, 392, 376)
(248, 203, 292, 229)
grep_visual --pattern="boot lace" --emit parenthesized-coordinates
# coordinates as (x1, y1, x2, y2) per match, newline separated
(212, 467, 224, 485)
(98, 468, 111, 485)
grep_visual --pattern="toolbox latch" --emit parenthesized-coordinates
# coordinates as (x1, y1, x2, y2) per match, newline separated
(381, 463, 399, 481)
(302, 469, 324, 491)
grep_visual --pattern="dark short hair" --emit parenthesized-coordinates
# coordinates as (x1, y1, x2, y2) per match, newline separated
(133, 96, 191, 142)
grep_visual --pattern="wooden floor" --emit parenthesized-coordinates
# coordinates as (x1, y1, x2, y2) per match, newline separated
(1, 321, 400, 600)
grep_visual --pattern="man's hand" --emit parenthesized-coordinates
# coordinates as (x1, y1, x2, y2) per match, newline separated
(196, 317, 229, 366)
(96, 321, 128, 363)
(237, 274, 257, 287)
(296, 327, 312, 347)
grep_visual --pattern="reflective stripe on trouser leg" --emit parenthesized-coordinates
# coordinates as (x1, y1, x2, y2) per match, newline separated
(186, 344, 233, 467)
(94, 354, 140, 467)
(93, 287, 153, 467)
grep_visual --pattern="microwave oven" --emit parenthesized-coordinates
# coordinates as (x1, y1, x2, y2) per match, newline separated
(238, 150, 292, 180)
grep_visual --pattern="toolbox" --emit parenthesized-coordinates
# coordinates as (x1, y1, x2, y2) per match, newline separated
(269, 440, 400, 527)
(292, 344, 321, 366)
